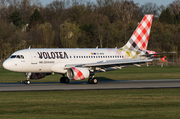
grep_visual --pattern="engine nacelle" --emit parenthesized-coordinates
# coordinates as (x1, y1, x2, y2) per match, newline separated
(25, 73, 51, 79)
(67, 67, 90, 80)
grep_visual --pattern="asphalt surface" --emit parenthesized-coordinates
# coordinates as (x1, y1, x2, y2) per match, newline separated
(0, 79, 180, 92)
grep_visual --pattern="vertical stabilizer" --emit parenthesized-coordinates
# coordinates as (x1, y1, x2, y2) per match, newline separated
(123, 15, 153, 51)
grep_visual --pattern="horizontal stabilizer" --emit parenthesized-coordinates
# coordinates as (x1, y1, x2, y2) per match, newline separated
(141, 52, 176, 57)
(161, 56, 166, 62)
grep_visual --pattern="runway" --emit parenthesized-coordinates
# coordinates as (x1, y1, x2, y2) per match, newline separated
(0, 79, 180, 92)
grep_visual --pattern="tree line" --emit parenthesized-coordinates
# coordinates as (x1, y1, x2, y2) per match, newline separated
(0, 0, 180, 64)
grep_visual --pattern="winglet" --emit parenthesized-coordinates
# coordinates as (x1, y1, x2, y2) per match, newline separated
(161, 56, 166, 62)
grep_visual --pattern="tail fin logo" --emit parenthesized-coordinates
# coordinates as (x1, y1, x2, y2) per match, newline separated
(123, 15, 153, 51)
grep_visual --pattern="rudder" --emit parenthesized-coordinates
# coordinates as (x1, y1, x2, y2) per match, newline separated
(123, 15, 153, 51)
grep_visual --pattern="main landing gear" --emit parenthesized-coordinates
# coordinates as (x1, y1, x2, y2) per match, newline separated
(88, 76, 98, 84)
(60, 74, 69, 83)
(25, 72, 31, 85)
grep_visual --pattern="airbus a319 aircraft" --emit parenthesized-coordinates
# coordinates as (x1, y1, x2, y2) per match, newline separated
(3, 14, 169, 84)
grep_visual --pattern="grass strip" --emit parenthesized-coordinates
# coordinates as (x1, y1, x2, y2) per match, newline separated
(0, 88, 180, 119)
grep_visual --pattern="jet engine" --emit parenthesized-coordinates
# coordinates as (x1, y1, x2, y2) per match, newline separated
(67, 67, 90, 80)
(25, 73, 51, 79)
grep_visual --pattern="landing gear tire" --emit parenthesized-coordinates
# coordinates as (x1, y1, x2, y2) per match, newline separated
(25, 80, 31, 85)
(60, 77, 65, 83)
(88, 78, 98, 84)
(92, 78, 98, 84)
(88, 78, 92, 84)
(60, 77, 69, 83)
(64, 77, 69, 83)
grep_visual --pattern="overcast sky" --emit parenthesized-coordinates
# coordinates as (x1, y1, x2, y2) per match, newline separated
(39, 0, 173, 7)
(132, 0, 173, 6)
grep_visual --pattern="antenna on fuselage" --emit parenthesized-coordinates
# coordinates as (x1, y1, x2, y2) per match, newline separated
(96, 46, 98, 49)
(28, 46, 31, 49)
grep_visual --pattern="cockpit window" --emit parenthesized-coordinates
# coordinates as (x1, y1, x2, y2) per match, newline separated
(17, 55, 20, 59)
(20, 55, 24, 59)
(10, 55, 24, 59)
(10, 55, 16, 58)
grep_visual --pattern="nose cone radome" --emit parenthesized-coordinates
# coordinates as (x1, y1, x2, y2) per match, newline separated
(3, 60, 11, 71)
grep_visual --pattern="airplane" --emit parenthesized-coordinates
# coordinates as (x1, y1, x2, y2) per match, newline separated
(2, 14, 172, 85)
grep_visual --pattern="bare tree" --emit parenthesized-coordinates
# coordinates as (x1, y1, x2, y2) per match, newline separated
(20, 0, 42, 23)
(114, 0, 138, 43)
(96, 0, 116, 23)
(114, 0, 138, 24)
(0, 0, 9, 20)
(169, 0, 180, 15)
(140, 2, 161, 17)
(44, 0, 70, 22)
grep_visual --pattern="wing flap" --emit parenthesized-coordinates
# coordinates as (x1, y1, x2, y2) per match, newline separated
(82, 58, 153, 67)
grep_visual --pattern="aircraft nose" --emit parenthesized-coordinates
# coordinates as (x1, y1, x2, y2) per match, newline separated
(3, 60, 11, 70)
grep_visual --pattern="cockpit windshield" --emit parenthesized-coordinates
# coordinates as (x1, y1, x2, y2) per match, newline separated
(10, 55, 24, 59)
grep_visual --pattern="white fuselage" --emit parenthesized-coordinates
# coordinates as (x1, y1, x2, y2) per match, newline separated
(3, 48, 135, 73)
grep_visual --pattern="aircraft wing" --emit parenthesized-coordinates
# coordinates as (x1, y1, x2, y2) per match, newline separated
(82, 58, 152, 67)
(65, 58, 153, 68)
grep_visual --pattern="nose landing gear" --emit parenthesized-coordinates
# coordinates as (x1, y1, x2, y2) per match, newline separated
(25, 72, 31, 85)
(24, 80, 31, 85)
